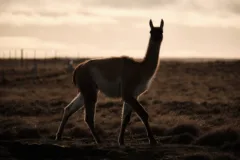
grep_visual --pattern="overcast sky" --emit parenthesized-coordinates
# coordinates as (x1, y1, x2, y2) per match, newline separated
(0, 0, 240, 58)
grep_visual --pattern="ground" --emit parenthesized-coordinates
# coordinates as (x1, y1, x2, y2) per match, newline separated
(0, 58, 240, 160)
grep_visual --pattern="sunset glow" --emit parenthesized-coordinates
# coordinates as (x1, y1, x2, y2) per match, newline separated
(0, 0, 240, 58)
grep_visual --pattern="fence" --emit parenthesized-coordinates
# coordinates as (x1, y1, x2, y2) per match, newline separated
(0, 48, 80, 83)
(0, 48, 83, 59)
(0, 48, 83, 67)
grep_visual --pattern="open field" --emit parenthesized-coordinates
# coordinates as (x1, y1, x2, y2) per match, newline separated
(0, 58, 240, 160)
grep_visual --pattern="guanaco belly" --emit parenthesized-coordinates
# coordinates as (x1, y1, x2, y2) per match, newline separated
(90, 66, 155, 98)
(134, 75, 154, 96)
(90, 67, 122, 98)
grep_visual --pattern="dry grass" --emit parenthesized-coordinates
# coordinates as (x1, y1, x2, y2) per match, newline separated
(194, 127, 240, 147)
(0, 58, 240, 159)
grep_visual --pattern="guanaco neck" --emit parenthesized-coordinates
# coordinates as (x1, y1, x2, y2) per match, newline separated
(142, 36, 163, 75)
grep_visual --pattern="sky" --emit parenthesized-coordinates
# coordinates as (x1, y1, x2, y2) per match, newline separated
(0, 0, 240, 59)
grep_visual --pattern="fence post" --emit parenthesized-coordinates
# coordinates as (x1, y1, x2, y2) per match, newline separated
(15, 49, 17, 60)
(44, 52, 47, 65)
(54, 50, 57, 67)
(21, 49, 24, 67)
(34, 50, 36, 60)
(9, 50, 11, 59)
(34, 50, 36, 68)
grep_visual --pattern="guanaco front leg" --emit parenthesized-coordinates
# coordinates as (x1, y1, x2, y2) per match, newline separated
(123, 96, 157, 145)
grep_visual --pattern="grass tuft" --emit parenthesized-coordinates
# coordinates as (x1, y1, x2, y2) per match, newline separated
(165, 123, 201, 137)
(169, 133, 195, 144)
(194, 127, 240, 147)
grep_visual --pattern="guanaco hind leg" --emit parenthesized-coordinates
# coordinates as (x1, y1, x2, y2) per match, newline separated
(80, 83, 102, 144)
(118, 102, 132, 145)
(56, 93, 84, 140)
(84, 101, 101, 144)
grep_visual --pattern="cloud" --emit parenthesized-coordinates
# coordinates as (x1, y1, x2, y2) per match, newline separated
(0, 0, 117, 26)
(84, 0, 176, 9)
(0, 12, 117, 26)
(86, 0, 240, 15)
(225, 0, 240, 14)
(0, 0, 240, 28)
(0, 36, 71, 49)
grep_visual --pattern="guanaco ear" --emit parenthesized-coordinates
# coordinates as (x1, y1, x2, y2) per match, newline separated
(160, 19, 164, 29)
(149, 19, 154, 29)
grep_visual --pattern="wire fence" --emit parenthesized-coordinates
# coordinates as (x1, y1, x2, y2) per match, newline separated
(0, 48, 85, 83)
(0, 48, 83, 60)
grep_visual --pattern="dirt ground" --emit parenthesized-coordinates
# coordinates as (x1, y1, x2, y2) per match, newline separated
(0, 58, 240, 160)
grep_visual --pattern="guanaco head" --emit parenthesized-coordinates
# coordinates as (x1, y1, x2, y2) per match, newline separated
(149, 19, 164, 41)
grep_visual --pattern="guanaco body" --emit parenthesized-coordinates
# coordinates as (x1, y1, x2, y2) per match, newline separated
(56, 19, 164, 146)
